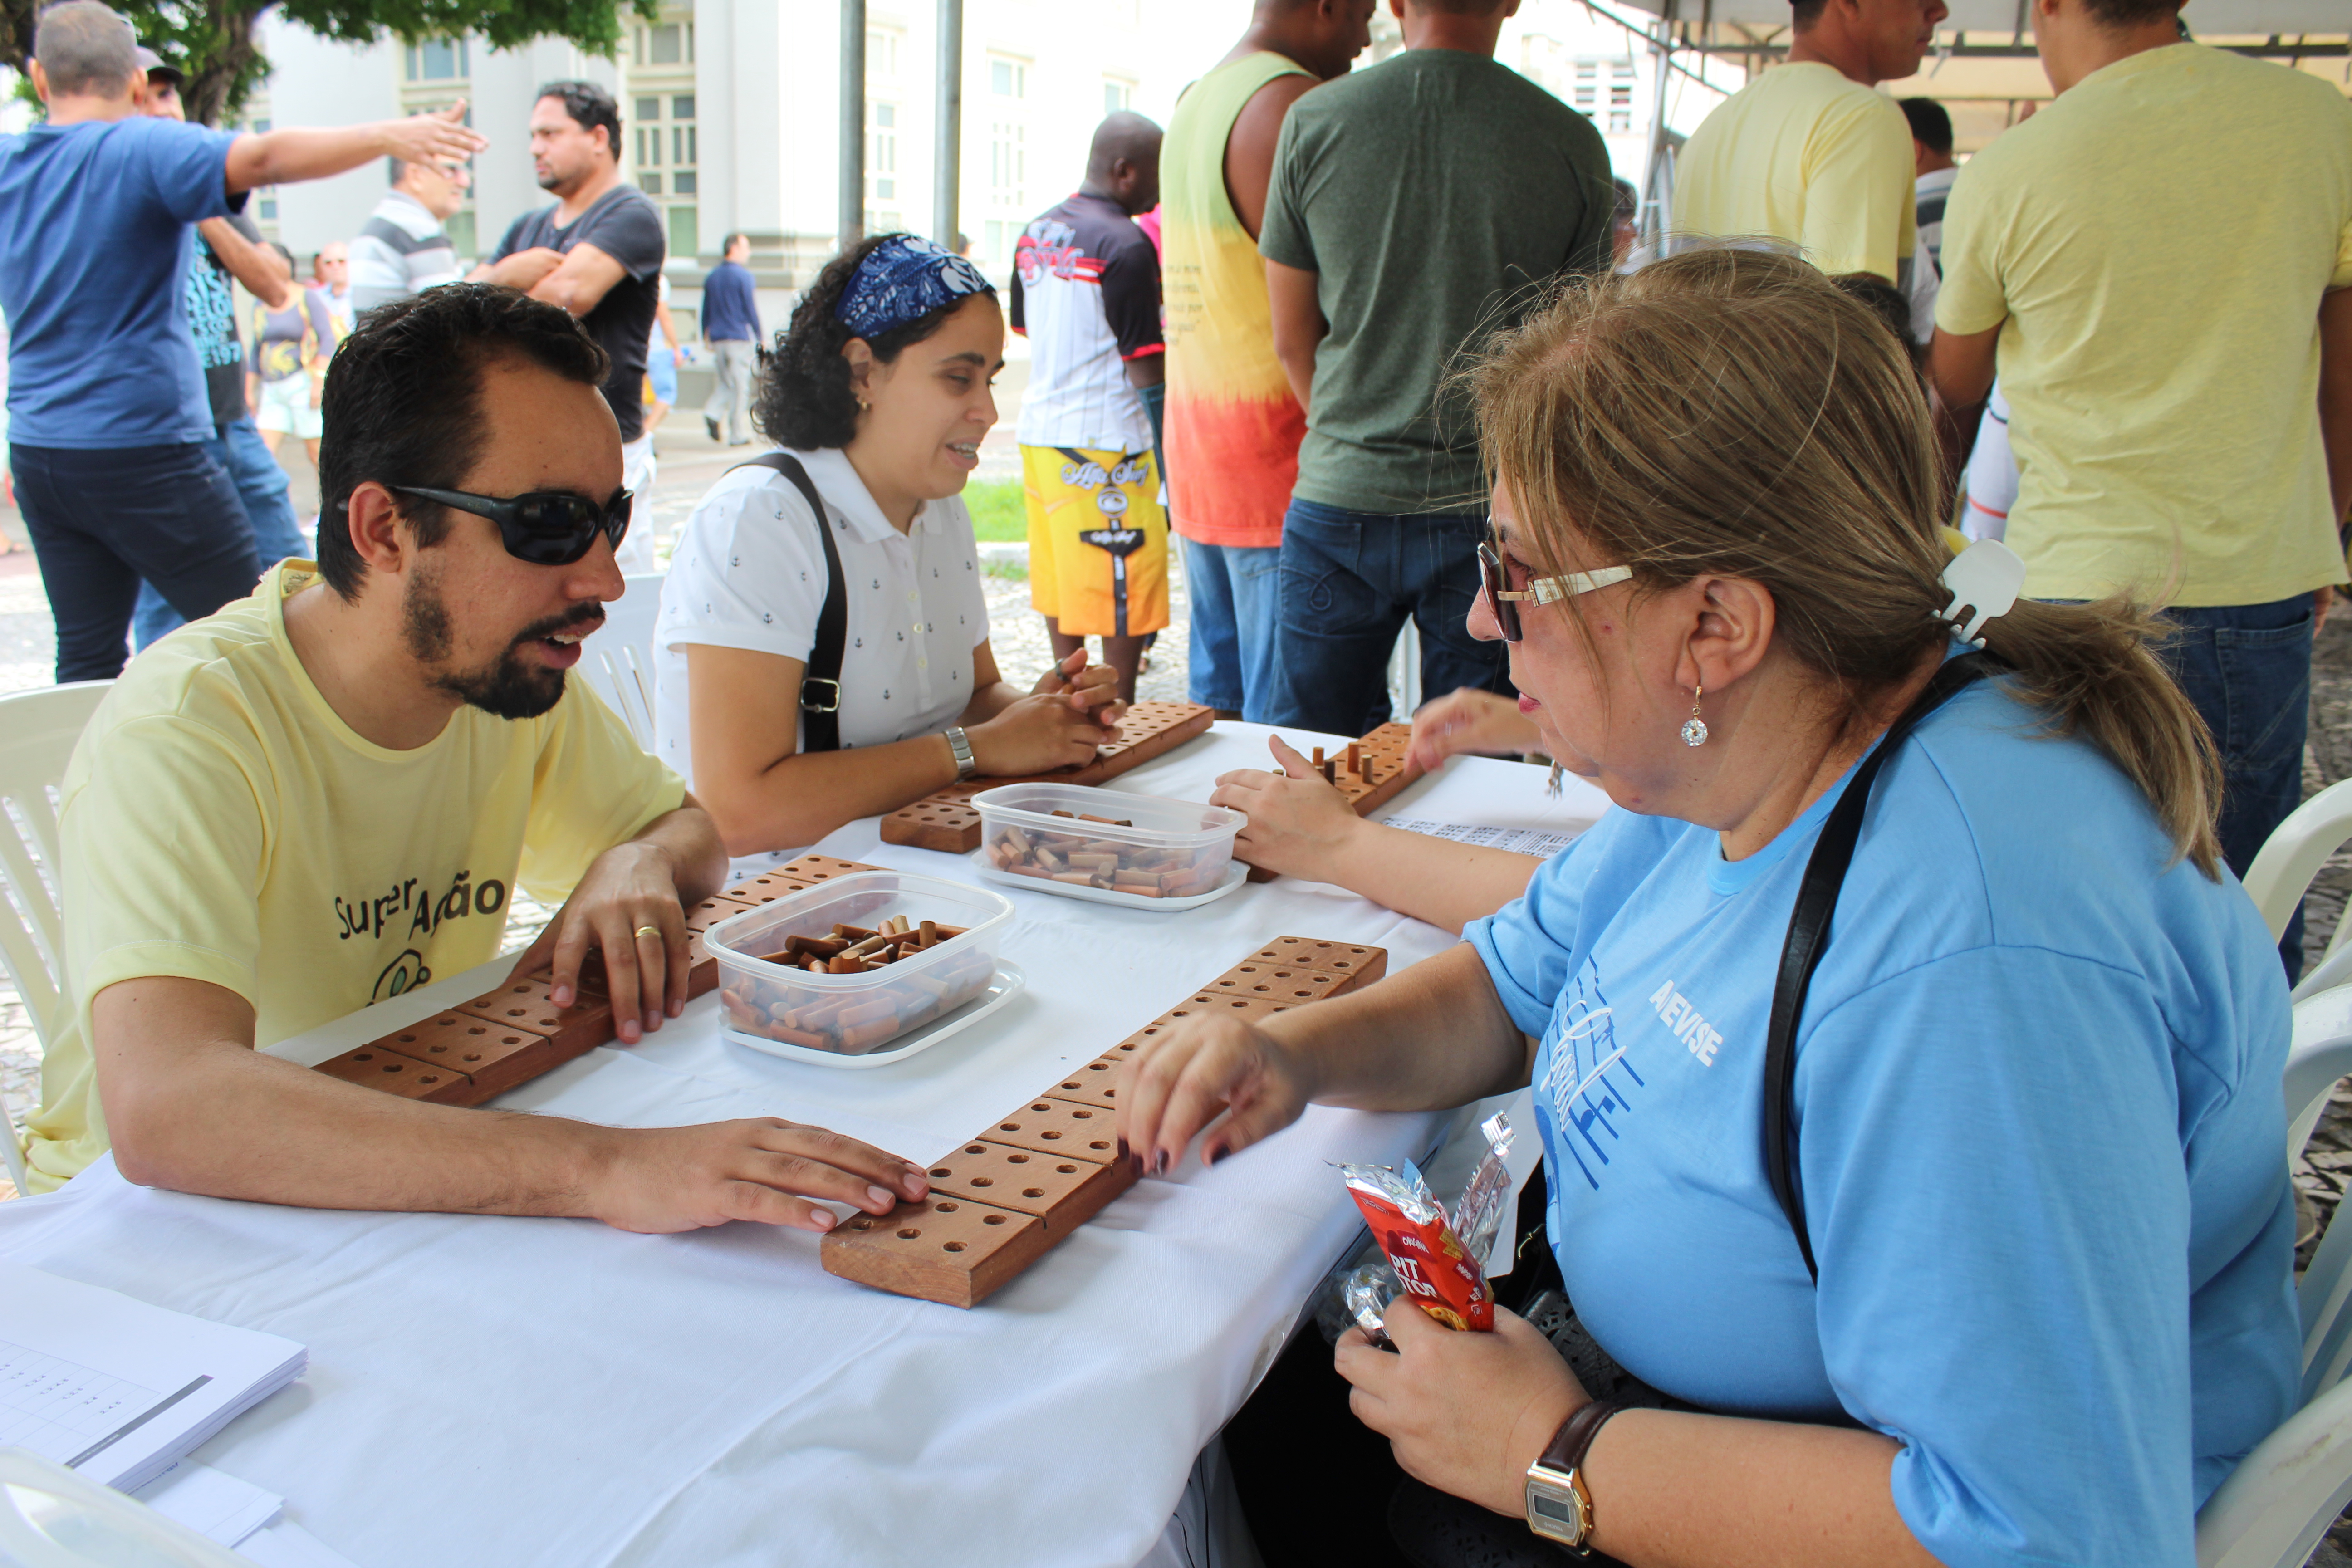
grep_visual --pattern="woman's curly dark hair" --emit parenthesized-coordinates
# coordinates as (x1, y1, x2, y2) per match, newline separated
(753, 234, 995, 450)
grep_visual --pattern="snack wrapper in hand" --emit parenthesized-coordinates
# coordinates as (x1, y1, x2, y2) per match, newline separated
(1340, 1159, 1493, 1334)
(1449, 1112, 1518, 1269)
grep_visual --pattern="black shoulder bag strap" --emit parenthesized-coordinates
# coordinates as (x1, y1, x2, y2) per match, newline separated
(1764, 650, 2000, 1282)
(731, 452, 847, 755)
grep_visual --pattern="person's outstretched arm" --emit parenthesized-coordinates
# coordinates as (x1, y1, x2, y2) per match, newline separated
(1212, 735, 1536, 933)
(224, 103, 485, 196)
(93, 973, 930, 1230)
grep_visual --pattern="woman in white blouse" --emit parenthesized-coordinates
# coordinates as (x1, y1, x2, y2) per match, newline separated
(654, 235, 1122, 857)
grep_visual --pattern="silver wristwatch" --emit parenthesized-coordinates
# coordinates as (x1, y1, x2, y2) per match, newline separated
(944, 726, 979, 780)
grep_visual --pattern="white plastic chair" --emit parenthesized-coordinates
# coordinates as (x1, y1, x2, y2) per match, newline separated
(576, 573, 666, 749)
(2243, 776, 2352, 1000)
(2195, 987, 2352, 1565)
(0, 681, 114, 1196)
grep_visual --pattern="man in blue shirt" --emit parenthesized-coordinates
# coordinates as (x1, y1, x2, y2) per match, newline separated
(0, 1, 484, 681)
(699, 232, 761, 446)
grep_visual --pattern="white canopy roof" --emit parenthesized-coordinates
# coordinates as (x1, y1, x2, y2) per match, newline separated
(1631, 0, 2348, 33)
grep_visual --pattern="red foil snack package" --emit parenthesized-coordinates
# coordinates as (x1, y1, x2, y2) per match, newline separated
(1340, 1161, 1493, 1333)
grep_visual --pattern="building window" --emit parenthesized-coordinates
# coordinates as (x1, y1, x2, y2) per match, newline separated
(632, 79, 696, 255)
(405, 38, 467, 82)
(1104, 79, 1133, 116)
(1608, 63, 1635, 133)
(990, 121, 1025, 211)
(867, 101, 897, 204)
(1572, 61, 1597, 117)
(868, 27, 901, 80)
(669, 206, 698, 261)
(990, 57, 1026, 98)
(636, 22, 693, 65)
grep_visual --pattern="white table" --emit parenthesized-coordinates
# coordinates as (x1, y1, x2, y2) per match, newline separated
(0, 725, 1608, 1568)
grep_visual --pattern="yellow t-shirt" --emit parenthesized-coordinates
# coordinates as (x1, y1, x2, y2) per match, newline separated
(1936, 44, 2352, 607)
(1669, 60, 1917, 283)
(24, 562, 686, 1191)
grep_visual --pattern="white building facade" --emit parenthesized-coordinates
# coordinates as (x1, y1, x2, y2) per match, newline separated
(248, 0, 1730, 331)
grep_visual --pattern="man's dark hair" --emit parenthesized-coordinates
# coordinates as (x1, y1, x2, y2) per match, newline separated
(536, 79, 621, 160)
(1790, 0, 1827, 27)
(753, 233, 990, 450)
(722, 232, 750, 255)
(2081, 0, 2185, 25)
(316, 284, 609, 599)
(1611, 176, 1638, 225)
(1900, 97, 1954, 155)
(33, 0, 138, 97)
(1829, 272, 1924, 377)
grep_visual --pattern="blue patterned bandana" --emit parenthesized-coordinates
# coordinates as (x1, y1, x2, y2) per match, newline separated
(834, 235, 995, 340)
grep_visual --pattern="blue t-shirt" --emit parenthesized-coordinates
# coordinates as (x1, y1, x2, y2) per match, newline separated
(1465, 672, 2297, 1568)
(0, 116, 239, 448)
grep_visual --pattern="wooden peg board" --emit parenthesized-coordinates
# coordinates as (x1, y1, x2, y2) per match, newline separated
(1247, 722, 1426, 882)
(313, 853, 884, 1107)
(880, 701, 1217, 854)
(820, 935, 1388, 1308)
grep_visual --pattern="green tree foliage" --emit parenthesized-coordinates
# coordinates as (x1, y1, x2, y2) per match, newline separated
(2, 0, 657, 126)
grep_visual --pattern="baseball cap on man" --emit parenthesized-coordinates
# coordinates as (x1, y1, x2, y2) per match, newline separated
(132, 46, 183, 86)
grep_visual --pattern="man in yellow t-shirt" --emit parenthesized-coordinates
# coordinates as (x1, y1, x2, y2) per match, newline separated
(1670, 0, 1945, 338)
(26, 284, 931, 1231)
(1926, 0, 2352, 980)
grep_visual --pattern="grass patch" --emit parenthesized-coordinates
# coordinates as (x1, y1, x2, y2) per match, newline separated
(963, 478, 1029, 543)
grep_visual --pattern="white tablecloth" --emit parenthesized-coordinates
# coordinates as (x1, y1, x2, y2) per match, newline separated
(0, 725, 1609, 1568)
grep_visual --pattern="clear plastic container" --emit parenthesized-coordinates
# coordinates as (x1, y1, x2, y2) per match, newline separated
(971, 783, 1245, 902)
(707, 871, 1012, 1057)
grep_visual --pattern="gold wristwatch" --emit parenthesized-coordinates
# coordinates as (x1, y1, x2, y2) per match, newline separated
(1524, 1399, 1621, 1553)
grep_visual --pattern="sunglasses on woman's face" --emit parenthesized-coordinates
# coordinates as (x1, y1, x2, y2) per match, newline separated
(391, 485, 632, 566)
(1477, 540, 1633, 643)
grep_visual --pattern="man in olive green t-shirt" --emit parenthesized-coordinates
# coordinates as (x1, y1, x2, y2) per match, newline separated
(1926, 0, 2352, 979)
(1256, 0, 1612, 736)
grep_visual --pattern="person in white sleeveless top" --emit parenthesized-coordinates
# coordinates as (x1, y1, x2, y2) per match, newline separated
(653, 235, 1123, 862)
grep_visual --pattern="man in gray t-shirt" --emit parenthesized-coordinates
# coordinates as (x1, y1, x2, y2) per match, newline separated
(1257, 0, 1611, 735)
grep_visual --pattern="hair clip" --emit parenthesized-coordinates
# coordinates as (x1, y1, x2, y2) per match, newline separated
(1937, 538, 2025, 647)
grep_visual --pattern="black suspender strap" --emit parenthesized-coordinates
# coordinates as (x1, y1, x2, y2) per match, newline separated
(1763, 651, 1999, 1282)
(732, 452, 848, 755)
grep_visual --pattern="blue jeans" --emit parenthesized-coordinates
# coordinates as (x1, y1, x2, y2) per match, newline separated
(133, 415, 305, 650)
(2156, 594, 2314, 980)
(1184, 536, 1282, 717)
(1259, 497, 1511, 735)
(9, 440, 261, 682)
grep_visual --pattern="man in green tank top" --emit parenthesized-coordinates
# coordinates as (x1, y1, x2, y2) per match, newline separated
(1162, 0, 1375, 721)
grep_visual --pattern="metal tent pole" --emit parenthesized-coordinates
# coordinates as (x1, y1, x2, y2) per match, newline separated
(934, 0, 964, 249)
(840, 0, 867, 247)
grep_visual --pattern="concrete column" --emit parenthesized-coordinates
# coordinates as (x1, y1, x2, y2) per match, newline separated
(839, 0, 866, 246)
(933, 0, 962, 248)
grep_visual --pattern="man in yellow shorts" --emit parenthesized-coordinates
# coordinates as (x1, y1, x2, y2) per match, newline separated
(1010, 113, 1169, 702)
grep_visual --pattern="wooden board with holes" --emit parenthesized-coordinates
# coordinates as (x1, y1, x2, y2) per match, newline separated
(316, 857, 885, 1104)
(823, 935, 1389, 1308)
(1247, 722, 1426, 882)
(879, 701, 1217, 853)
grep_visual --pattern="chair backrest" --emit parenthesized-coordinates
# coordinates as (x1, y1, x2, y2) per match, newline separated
(0, 681, 113, 1196)
(2245, 776, 2352, 985)
(575, 573, 666, 749)
(2195, 983, 2352, 1564)
(0, 681, 113, 1049)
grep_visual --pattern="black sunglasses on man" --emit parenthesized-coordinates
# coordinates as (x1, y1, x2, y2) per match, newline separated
(391, 485, 632, 567)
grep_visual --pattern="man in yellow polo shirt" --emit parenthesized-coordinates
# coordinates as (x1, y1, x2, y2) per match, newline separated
(26, 284, 931, 1230)
(1927, 0, 2352, 978)
(1671, 0, 1945, 339)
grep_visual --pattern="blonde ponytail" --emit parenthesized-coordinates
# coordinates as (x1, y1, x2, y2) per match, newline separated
(1470, 246, 2222, 877)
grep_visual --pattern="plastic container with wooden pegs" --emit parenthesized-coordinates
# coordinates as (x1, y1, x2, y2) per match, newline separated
(707, 871, 1013, 1058)
(969, 783, 1246, 909)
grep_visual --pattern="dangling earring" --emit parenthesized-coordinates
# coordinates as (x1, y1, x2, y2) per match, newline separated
(1681, 685, 1709, 747)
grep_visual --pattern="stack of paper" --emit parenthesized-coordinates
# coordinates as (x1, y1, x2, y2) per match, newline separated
(0, 1262, 306, 1494)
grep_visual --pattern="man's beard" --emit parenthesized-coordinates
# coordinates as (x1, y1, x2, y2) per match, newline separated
(401, 564, 600, 721)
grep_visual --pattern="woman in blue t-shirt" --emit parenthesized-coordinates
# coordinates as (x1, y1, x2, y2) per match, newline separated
(1121, 248, 2298, 1568)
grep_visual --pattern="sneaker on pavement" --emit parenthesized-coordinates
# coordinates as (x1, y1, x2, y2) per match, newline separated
(705, 415, 721, 442)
